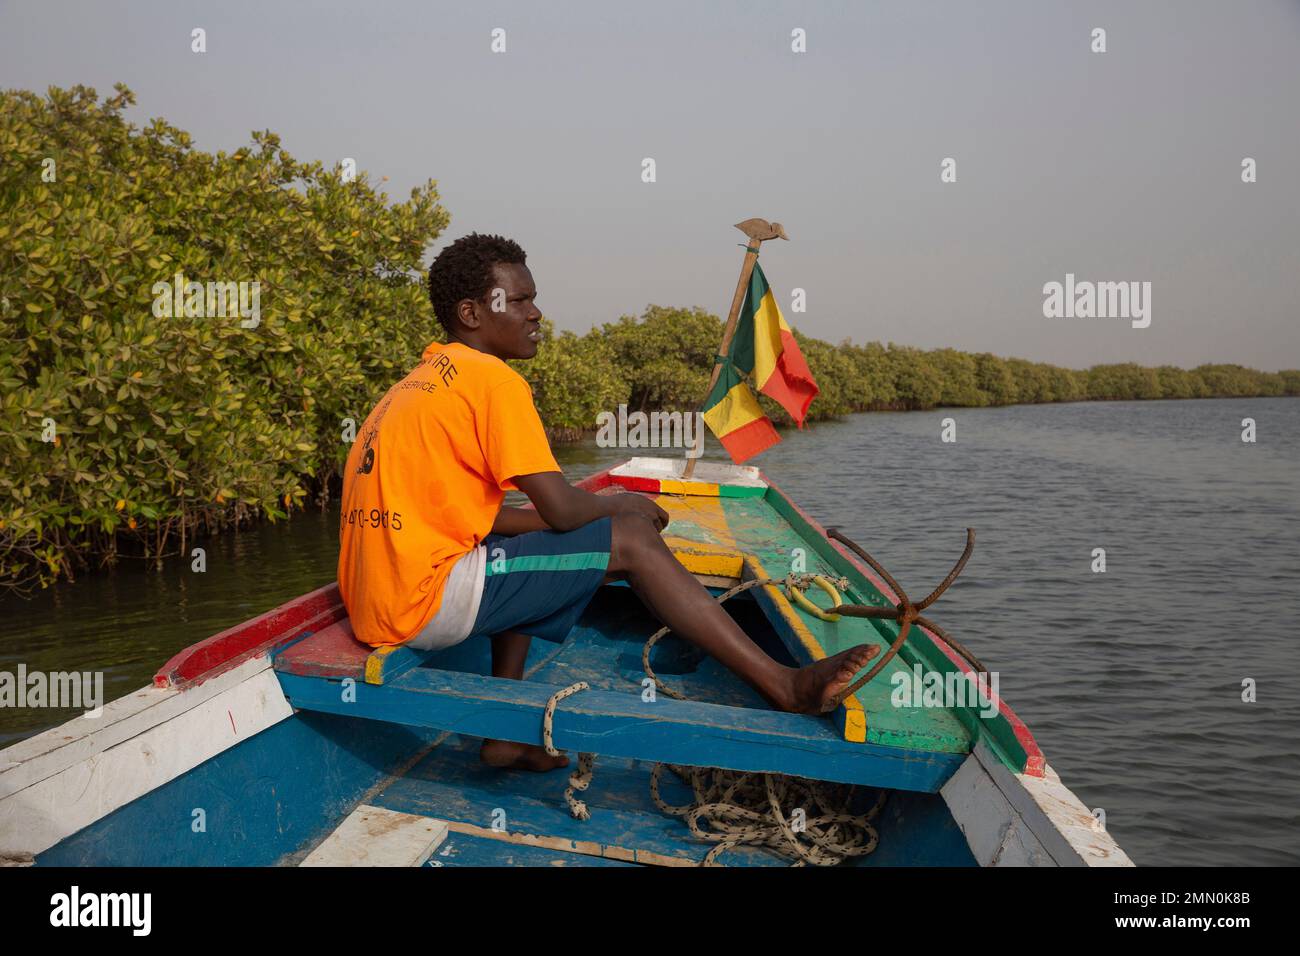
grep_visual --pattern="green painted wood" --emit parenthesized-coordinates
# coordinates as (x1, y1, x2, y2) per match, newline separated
(759, 486, 1032, 773)
(670, 492, 972, 755)
(716, 484, 766, 499)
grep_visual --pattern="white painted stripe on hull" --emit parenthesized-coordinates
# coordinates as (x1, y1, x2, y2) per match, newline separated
(612, 456, 767, 488)
(0, 655, 273, 801)
(301, 804, 448, 867)
(941, 742, 1133, 867)
(0, 664, 293, 858)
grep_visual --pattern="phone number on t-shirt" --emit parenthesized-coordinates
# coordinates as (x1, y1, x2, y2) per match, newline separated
(343, 508, 404, 531)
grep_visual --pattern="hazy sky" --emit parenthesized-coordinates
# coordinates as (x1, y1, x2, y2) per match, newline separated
(3, 0, 1298, 370)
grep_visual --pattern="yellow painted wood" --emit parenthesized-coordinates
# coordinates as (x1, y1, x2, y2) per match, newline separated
(743, 555, 869, 741)
(656, 495, 738, 551)
(657, 515, 874, 745)
(649, 486, 969, 753)
(660, 479, 720, 497)
(365, 646, 395, 685)
(693, 573, 741, 588)
(842, 703, 867, 743)
(663, 535, 745, 578)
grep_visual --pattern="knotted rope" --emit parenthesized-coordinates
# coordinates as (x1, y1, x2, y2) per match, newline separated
(541, 681, 596, 821)
(640, 572, 888, 866)
(649, 763, 885, 866)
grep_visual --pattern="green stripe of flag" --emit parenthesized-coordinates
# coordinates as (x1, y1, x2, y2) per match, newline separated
(727, 261, 772, 376)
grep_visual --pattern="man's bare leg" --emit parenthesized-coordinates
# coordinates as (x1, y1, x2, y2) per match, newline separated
(479, 629, 570, 771)
(608, 513, 878, 713)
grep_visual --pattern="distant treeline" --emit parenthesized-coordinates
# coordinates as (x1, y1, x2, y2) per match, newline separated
(1, 84, 1296, 593)
(518, 306, 1300, 440)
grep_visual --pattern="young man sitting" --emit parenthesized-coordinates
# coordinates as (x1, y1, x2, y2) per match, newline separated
(337, 233, 875, 771)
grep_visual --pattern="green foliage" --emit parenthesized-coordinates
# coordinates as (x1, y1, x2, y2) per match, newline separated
(509, 318, 624, 439)
(3, 85, 1297, 592)
(1086, 364, 1161, 401)
(595, 305, 722, 413)
(976, 353, 1020, 405)
(1, 84, 449, 590)
(1193, 363, 1284, 398)
(842, 341, 897, 409)
(1154, 365, 1200, 399)
(885, 345, 944, 410)
(928, 348, 988, 407)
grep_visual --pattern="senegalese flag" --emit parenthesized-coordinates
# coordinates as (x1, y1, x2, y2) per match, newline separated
(701, 261, 819, 464)
(729, 261, 820, 425)
(700, 362, 781, 464)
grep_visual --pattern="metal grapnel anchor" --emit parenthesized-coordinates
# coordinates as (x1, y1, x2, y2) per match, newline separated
(822, 527, 986, 710)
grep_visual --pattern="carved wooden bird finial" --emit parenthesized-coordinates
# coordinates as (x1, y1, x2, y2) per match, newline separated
(734, 218, 790, 242)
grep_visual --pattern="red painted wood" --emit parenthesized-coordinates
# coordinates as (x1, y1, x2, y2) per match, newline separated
(153, 582, 346, 690)
(761, 472, 1048, 778)
(605, 474, 660, 494)
(272, 619, 370, 680)
(575, 466, 619, 493)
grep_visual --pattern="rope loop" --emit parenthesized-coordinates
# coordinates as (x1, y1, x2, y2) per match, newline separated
(542, 681, 596, 820)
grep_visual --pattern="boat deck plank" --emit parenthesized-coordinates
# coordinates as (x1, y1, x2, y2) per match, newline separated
(428, 831, 639, 867)
(301, 804, 448, 867)
(371, 735, 799, 867)
(365, 734, 975, 867)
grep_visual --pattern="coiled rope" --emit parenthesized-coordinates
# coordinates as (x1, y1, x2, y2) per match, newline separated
(649, 763, 885, 866)
(638, 572, 889, 866)
(541, 681, 596, 821)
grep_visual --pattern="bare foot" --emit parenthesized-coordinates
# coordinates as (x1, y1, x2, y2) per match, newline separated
(789, 644, 880, 714)
(480, 738, 571, 772)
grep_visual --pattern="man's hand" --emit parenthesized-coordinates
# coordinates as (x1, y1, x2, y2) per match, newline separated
(608, 491, 670, 532)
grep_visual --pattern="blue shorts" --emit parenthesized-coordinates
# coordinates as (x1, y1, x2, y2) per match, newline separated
(469, 516, 613, 643)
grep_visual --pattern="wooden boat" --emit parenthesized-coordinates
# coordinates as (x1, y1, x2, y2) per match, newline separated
(0, 458, 1131, 867)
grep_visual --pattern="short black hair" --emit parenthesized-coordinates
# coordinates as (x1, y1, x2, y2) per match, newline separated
(427, 233, 527, 333)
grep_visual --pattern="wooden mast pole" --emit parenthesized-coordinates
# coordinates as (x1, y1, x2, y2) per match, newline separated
(683, 218, 789, 478)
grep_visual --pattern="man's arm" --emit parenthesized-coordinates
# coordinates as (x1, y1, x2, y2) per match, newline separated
(511, 472, 669, 533)
(490, 505, 550, 536)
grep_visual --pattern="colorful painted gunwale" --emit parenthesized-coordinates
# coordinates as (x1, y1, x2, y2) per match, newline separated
(585, 465, 972, 757)
(760, 474, 1044, 775)
(583, 462, 1044, 775)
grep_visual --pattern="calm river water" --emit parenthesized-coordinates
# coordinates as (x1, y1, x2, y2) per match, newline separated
(3, 397, 1298, 866)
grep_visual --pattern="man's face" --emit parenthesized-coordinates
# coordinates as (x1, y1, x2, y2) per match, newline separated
(468, 262, 542, 360)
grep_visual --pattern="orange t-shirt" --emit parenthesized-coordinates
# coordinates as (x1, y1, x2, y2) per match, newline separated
(337, 341, 561, 647)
